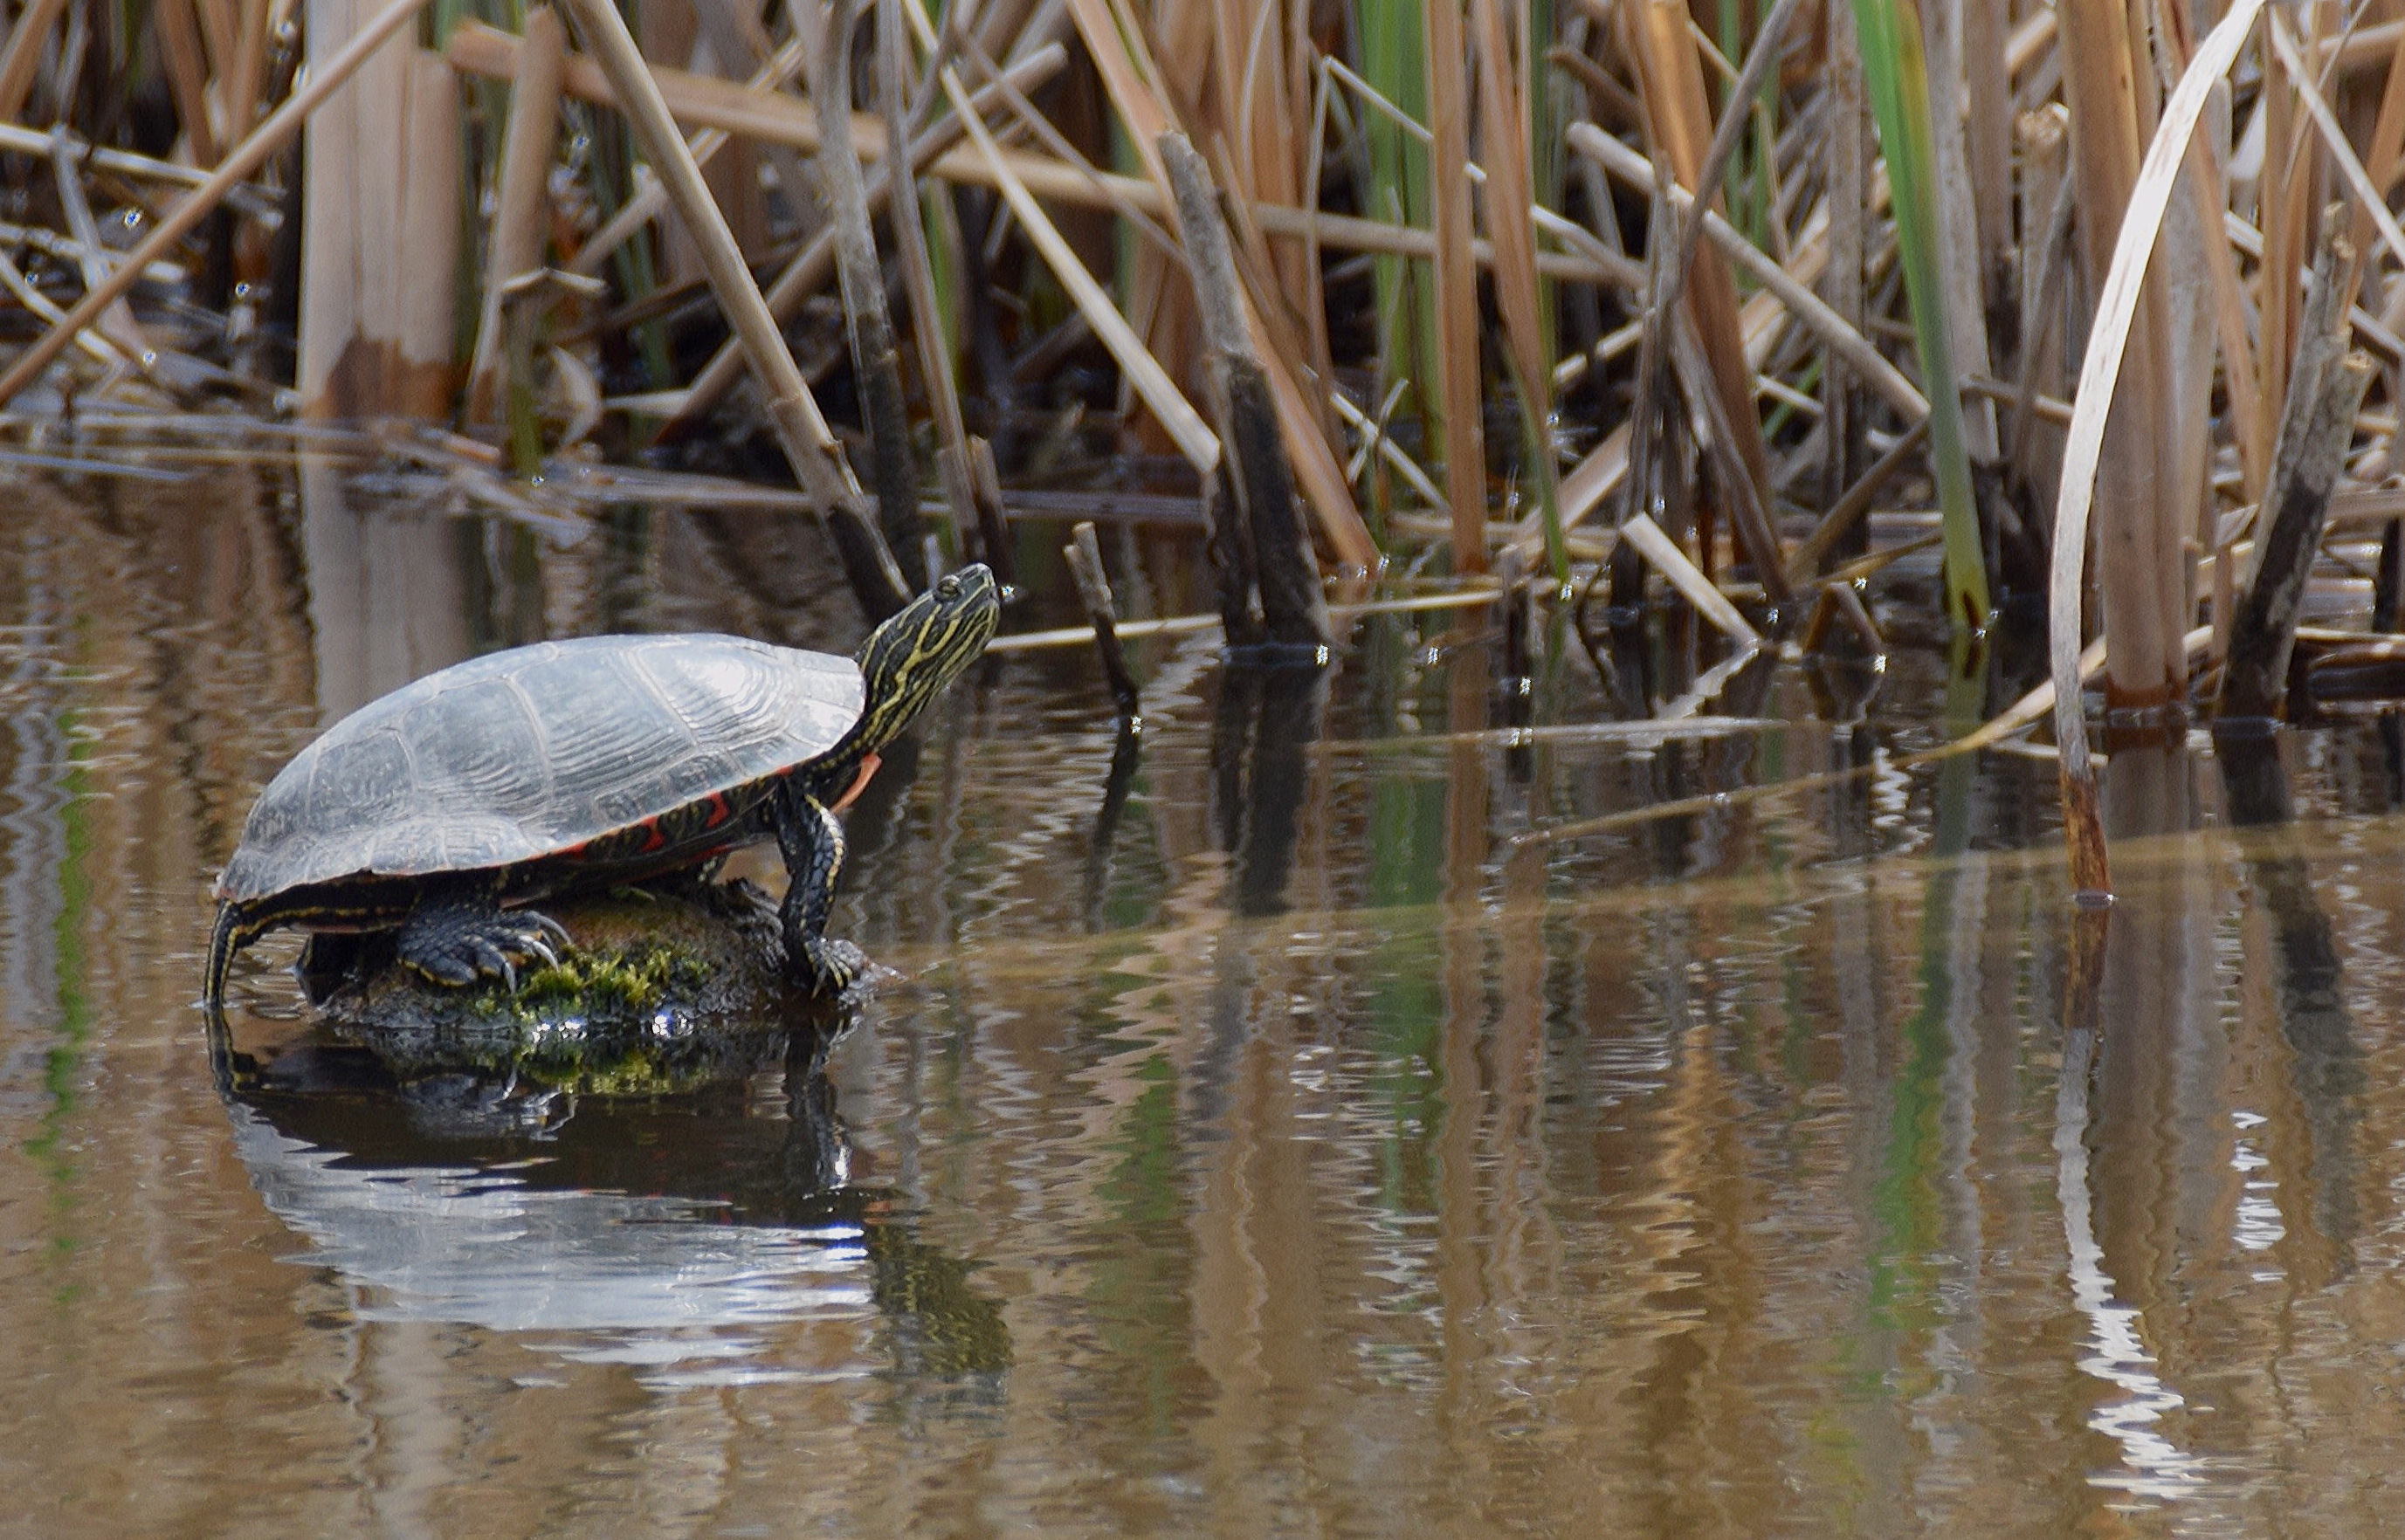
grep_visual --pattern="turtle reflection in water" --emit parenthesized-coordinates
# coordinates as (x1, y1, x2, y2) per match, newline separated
(219, 1016, 1012, 1381)
(203, 567, 1001, 1021)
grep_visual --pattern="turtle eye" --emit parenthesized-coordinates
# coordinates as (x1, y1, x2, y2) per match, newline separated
(935, 574, 961, 600)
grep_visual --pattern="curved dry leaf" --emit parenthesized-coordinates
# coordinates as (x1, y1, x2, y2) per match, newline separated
(2046, 0, 2268, 893)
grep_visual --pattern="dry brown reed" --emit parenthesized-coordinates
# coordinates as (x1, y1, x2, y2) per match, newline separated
(0, 0, 71, 127)
(1423, 0, 1487, 573)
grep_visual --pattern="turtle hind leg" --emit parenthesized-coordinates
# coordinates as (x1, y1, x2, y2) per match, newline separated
(396, 885, 571, 992)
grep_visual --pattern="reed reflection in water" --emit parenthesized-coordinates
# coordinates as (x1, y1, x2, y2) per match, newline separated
(5, 468, 2405, 1534)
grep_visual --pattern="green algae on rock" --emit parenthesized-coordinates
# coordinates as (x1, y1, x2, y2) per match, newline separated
(313, 881, 835, 1092)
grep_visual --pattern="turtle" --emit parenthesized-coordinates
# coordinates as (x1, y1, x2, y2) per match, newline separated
(203, 565, 1000, 1022)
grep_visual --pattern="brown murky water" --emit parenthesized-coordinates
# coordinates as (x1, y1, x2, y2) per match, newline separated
(9, 462, 2405, 1537)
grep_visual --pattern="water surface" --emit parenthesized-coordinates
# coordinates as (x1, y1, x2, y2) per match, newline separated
(7, 464, 2405, 1536)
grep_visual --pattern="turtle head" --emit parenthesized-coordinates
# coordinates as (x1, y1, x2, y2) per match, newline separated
(851, 564, 1001, 752)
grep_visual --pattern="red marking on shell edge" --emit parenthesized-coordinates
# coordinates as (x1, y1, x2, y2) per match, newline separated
(638, 818, 670, 854)
(831, 753, 881, 814)
(701, 791, 732, 830)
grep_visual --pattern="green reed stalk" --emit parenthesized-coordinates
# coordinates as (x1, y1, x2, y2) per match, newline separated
(1718, 0, 1750, 224)
(1747, 57, 1778, 258)
(439, 0, 520, 364)
(1848, 0, 1990, 629)
(572, 97, 673, 392)
(1528, 0, 1559, 362)
(1509, 355, 1568, 584)
(920, 186, 964, 381)
(1713, 0, 1779, 254)
(1359, 0, 1437, 434)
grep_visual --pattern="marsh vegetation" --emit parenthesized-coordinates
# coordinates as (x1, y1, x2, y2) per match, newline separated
(7, 0, 2405, 882)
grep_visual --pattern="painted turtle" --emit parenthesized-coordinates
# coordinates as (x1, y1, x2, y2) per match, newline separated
(203, 566, 1000, 1021)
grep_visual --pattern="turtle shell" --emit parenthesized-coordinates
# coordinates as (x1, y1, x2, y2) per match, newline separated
(219, 634, 865, 904)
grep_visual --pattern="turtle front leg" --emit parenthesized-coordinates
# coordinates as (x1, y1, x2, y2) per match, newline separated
(396, 882, 571, 992)
(774, 781, 869, 995)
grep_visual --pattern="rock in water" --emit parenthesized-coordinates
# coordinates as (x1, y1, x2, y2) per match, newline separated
(314, 879, 832, 1093)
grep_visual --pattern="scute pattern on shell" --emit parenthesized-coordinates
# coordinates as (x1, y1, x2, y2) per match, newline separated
(219, 633, 866, 901)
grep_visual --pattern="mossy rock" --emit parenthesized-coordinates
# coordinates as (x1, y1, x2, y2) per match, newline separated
(320, 880, 831, 1091)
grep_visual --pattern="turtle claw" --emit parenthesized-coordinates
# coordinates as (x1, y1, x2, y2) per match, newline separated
(797, 935, 872, 998)
(398, 896, 572, 994)
(410, 951, 480, 988)
(506, 912, 570, 980)
(467, 936, 515, 987)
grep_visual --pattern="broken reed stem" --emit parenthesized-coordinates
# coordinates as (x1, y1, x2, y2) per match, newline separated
(1616, 159, 1677, 561)
(2222, 355, 2376, 713)
(1668, 307, 1792, 607)
(1161, 130, 1331, 655)
(2345, 24, 2405, 320)
(465, 3, 565, 425)
(2219, 230, 2373, 721)
(814, 0, 926, 594)
(1164, 136, 1257, 645)
(1829, 582, 1888, 656)
(1826, 1, 1876, 527)
(1496, 544, 1532, 684)
(554, 0, 910, 620)
(2188, 108, 2264, 505)
(1616, 512, 1762, 646)
(0, 0, 441, 409)
(1064, 520, 1142, 721)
